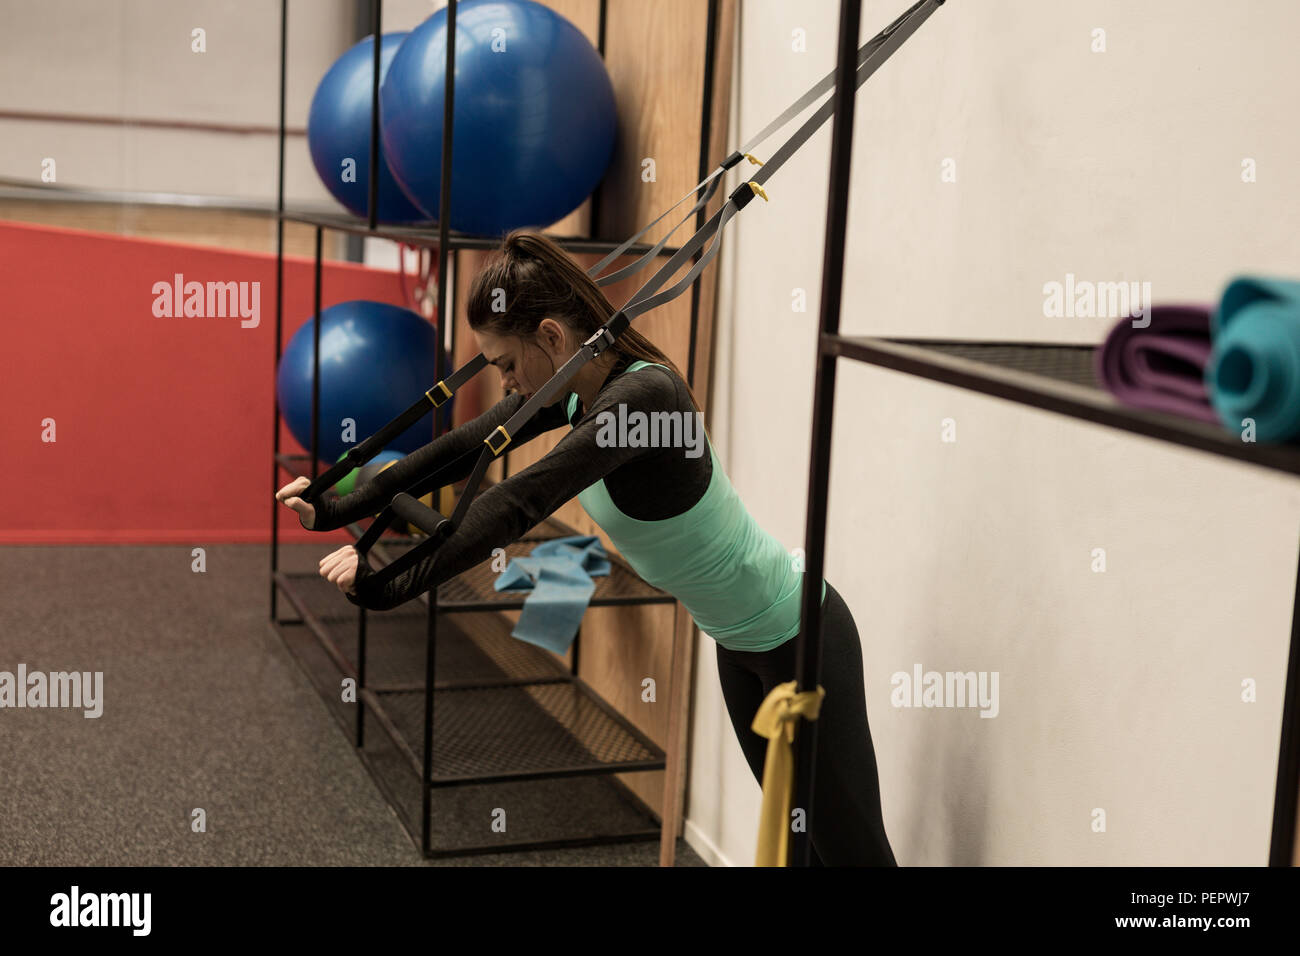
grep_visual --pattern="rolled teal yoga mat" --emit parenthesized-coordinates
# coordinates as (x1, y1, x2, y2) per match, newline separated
(1207, 277, 1300, 442)
(492, 536, 611, 654)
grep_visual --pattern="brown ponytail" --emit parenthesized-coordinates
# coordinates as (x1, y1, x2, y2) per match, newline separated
(467, 229, 702, 412)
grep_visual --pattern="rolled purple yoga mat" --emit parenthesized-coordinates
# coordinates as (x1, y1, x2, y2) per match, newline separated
(1094, 304, 1220, 424)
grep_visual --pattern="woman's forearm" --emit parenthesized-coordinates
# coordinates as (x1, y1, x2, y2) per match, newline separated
(312, 392, 567, 532)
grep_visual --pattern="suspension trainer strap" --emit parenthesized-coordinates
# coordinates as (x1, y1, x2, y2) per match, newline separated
(345, 0, 946, 595)
(300, 352, 487, 502)
(586, 174, 729, 288)
(301, 0, 936, 506)
(584, 0, 931, 287)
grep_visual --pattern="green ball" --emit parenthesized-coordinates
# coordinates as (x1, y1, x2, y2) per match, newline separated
(335, 450, 404, 497)
(333, 451, 361, 497)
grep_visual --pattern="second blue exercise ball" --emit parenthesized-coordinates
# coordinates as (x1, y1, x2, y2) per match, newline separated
(380, 0, 618, 237)
(308, 33, 428, 223)
(277, 300, 453, 464)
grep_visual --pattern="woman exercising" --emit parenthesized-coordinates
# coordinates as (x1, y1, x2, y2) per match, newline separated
(275, 230, 896, 866)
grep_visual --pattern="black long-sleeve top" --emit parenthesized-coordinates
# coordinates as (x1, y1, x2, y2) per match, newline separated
(306, 353, 712, 611)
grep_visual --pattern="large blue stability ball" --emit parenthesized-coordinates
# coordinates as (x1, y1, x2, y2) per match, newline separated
(277, 300, 453, 464)
(380, 0, 618, 237)
(308, 33, 428, 223)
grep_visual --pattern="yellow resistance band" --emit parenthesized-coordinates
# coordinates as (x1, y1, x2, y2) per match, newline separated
(751, 680, 826, 867)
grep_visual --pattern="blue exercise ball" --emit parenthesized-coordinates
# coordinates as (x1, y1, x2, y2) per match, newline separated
(277, 300, 453, 464)
(379, 0, 617, 237)
(308, 33, 428, 223)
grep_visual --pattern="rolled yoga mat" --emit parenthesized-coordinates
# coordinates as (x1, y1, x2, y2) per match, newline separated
(1095, 304, 1219, 423)
(1206, 277, 1300, 443)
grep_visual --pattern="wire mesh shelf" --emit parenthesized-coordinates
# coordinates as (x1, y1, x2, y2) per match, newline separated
(376, 683, 663, 785)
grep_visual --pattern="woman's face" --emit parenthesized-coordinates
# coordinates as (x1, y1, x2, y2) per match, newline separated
(474, 322, 566, 402)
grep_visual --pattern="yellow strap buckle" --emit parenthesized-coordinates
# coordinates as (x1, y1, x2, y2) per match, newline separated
(747, 181, 769, 202)
(744, 152, 765, 167)
(426, 380, 453, 408)
(485, 426, 512, 455)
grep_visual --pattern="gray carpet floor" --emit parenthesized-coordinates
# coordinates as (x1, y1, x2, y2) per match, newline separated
(0, 544, 705, 867)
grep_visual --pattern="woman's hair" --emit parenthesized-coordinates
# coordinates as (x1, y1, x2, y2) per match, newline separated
(466, 229, 702, 412)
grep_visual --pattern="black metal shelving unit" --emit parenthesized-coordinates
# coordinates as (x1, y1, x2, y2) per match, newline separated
(792, 0, 1300, 867)
(267, 0, 723, 859)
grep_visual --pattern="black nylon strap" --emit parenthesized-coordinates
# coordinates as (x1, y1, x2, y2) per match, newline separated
(588, 175, 724, 287)
(301, 352, 487, 502)
(748, 0, 940, 194)
(583, 0, 931, 286)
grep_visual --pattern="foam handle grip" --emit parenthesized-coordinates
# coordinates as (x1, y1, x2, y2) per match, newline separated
(390, 492, 454, 540)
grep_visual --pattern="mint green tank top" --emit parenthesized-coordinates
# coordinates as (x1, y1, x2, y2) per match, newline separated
(565, 360, 826, 652)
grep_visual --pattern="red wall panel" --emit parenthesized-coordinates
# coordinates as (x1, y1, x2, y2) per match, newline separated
(0, 219, 433, 545)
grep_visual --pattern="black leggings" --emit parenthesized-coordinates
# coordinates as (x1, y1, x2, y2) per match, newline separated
(715, 581, 897, 866)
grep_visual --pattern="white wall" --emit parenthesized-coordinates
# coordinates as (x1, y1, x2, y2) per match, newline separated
(0, 0, 446, 269)
(0, 0, 445, 205)
(692, 0, 1300, 865)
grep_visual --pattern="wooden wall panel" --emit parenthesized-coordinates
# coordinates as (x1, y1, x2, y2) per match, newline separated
(600, 0, 708, 241)
(694, 0, 737, 418)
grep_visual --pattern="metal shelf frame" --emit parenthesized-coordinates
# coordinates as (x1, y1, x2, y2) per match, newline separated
(276, 209, 683, 258)
(267, 0, 725, 861)
(793, 0, 1300, 867)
